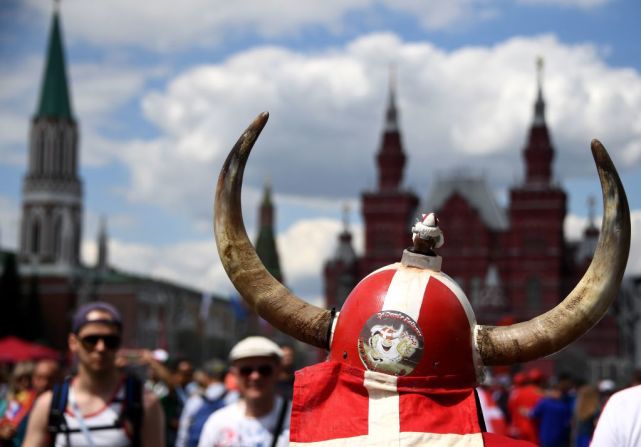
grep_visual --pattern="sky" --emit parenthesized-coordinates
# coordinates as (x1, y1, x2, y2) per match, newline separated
(0, 0, 640, 306)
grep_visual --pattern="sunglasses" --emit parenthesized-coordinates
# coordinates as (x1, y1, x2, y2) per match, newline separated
(238, 364, 274, 378)
(79, 334, 121, 350)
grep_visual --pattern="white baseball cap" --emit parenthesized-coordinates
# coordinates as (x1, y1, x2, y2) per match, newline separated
(229, 336, 283, 362)
(598, 379, 615, 393)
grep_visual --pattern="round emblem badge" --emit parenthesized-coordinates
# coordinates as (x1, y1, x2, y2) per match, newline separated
(357, 310, 424, 376)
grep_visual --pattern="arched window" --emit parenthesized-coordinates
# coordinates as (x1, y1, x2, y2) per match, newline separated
(53, 216, 63, 260)
(31, 219, 41, 255)
(37, 129, 45, 174)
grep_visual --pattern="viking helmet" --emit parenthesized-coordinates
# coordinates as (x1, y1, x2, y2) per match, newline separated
(214, 112, 630, 380)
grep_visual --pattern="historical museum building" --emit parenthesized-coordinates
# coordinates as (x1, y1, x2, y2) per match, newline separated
(324, 64, 632, 381)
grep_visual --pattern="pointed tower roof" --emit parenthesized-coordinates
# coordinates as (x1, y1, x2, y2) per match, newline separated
(255, 180, 284, 283)
(522, 56, 555, 186)
(332, 204, 357, 264)
(36, 5, 73, 120)
(384, 65, 399, 132)
(376, 65, 407, 191)
(533, 56, 546, 126)
(97, 216, 108, 271)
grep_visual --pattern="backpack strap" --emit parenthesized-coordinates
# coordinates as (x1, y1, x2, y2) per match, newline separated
(123, 374, 144, 447)
(270, 397, 289, 447)
(47, 376, 72, 447)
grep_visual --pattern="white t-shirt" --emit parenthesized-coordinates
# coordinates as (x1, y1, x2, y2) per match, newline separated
(197, 397, 290, 447)
(592, 384, 641, 447)
(175, 383, 238, 447)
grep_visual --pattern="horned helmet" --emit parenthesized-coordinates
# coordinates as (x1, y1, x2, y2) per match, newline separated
(214, 112, 630, 384)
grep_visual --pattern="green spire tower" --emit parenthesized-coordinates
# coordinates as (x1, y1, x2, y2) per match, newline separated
(255, 181, 284, 283)
(36, 8, 73, 120)
(19, 4, 83, 273)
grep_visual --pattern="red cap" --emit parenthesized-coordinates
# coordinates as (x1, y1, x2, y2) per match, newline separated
(527, 368, 544, 383)
(513, 372, 527, 386)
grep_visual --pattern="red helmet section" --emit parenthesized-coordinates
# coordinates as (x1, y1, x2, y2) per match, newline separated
(329, 263, 479, 386)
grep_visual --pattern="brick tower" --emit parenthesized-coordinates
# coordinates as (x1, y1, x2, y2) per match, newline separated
(504, 57, 568, 321)
(324, 70, 419, 310)
(360, 69, 419, 275)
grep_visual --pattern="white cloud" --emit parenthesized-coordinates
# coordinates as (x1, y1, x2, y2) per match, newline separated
(113, 33, 641, 225)
(27, 0, 372, 52)
(78, 213, 366, 307)
(383, 0, 500, 31)
(629, 211, 641, 276)
(565, 210, 641, 277)
(0, 56, 41, 166)
(23, 0, 603, 53)
(279, 217, 363, 291)
(0, 196, 19, 251)
(82, 236, 232, 294)
(0, 52, 161, 167)
(72, 63, 159, 123)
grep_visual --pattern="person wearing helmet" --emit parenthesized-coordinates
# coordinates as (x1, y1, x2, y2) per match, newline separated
(197, 337, 290, 447)
(213, 114, 630, 446)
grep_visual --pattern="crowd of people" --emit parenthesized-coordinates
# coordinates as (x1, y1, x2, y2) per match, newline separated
(0, 300, 639, 446)
(0, 302, 296, 447)
(478, 368, 641, 447)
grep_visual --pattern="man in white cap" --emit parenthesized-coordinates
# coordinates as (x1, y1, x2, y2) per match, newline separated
(198, 336, 291, 447)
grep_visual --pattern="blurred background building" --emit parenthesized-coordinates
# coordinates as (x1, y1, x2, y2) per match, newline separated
(324, 62, 641, 383)
(1, 6, 638, 379)
(0, 7, 240, 364)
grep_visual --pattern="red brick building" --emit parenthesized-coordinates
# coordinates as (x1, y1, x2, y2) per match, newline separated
(324, 64, 624, 381)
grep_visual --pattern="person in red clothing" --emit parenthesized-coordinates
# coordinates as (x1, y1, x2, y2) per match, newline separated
(508, 370, 544, 443)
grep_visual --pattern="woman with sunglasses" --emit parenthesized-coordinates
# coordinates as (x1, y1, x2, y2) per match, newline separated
(23, 302, 165, 447)
(198, 336, 291, 447)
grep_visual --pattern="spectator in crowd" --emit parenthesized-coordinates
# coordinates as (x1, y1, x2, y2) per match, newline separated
(4, 358, 65, 446)
(23, 301, 165, 446)
(176, 359, 238, 447)
(162, 358, 195, 446)
(0, 362, 36, 446)
(143, 349, 171, 400)
(597, 378, 616, 405)
(276, 344, 295, 400)
(492, 373, 512, 426)
(0, 368, 8, 404)
(573, 384, 600, 447)
(198, 336, 291, 447)
(531, 376, 573, 447)
(31, 359, 61, 396)
(508, 370, 543, 443)
(591, 381, 641, 446)
(191, 368, 210, 395)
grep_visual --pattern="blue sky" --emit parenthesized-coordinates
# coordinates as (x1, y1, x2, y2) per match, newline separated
(1, 0, 640, 304)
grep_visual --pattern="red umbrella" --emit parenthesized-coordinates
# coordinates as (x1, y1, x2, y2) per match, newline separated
(0, 336, 60, 362)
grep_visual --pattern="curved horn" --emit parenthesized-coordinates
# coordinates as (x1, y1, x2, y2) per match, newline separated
(214, 112, 333, 349)
(476, 140, 631, 365)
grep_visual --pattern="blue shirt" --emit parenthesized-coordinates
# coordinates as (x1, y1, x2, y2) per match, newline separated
(531, 396, 572, 447)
